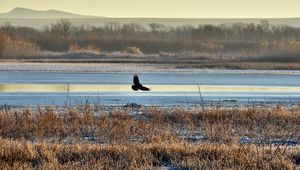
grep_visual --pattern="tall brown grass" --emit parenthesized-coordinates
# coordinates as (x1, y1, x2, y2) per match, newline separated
(0, 32, 41, 59)
(0, 106, 299, 168)
(0, 138, 298, 169)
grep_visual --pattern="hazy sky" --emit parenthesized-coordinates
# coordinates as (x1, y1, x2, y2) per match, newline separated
(0, 0, 299, 18)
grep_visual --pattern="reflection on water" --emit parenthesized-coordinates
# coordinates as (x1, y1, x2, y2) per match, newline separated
(1, 84, 300, 92)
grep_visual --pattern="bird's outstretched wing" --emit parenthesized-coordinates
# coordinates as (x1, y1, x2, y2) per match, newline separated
(133, 74, 140, 86)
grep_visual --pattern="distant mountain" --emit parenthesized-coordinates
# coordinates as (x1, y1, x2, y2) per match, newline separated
(0, 8, 300, 28)
(0, 7, 99, 18)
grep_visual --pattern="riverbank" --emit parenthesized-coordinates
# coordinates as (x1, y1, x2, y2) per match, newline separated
(1, 62, 300, 73)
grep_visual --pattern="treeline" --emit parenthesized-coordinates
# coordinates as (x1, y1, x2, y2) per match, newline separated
(1, 19, 300, 57)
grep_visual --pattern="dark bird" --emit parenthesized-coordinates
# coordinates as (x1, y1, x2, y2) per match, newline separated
(131, 74, 150, 91)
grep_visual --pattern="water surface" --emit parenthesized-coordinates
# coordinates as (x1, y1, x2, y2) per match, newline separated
(0, 71, 300, 106)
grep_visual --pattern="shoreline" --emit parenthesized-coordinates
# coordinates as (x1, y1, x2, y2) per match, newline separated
(1, 62, 300, 74)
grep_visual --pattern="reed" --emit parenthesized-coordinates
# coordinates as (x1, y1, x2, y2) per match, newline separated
(0, 105, 299, 168)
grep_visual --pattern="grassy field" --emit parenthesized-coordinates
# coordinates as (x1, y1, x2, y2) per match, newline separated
(0, 105, 299, 169)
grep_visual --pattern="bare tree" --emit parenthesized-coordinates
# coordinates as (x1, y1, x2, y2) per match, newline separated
(50, 19, 73, 37)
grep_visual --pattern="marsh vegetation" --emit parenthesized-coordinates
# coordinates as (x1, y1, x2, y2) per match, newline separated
(0, 105, 299, 169)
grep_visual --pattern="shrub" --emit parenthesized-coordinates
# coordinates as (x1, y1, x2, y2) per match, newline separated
(124, 47, 143, 55)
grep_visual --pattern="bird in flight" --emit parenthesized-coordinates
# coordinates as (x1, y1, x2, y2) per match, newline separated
(131, 74, 150, 91)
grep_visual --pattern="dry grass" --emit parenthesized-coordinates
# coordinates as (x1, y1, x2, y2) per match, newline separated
(0, 32, 41, 59)
(0, 105, 299, 169)
(0, 138, 298, 169)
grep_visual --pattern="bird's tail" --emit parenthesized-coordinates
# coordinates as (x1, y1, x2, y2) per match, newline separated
(131, 85, 139, 91)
